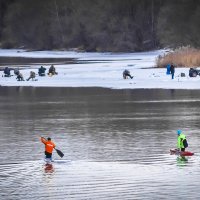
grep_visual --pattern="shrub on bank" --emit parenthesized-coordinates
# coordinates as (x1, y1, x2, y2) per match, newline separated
(156, 47, 200, 68)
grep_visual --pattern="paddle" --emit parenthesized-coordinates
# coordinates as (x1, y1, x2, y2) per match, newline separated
(54, 148, 64, 158)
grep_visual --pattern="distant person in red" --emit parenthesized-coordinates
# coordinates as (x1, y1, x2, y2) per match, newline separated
(41, 137, 56, 160)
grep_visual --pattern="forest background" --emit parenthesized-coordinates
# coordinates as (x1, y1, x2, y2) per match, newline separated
(0, 0, 200, 52)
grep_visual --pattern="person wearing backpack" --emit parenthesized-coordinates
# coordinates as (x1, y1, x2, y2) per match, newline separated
(177, 130, 188, 152)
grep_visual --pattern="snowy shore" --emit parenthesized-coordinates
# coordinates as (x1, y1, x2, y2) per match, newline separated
(0, 49, 199, 89)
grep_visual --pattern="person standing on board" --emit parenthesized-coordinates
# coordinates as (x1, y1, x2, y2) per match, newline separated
(40, 137, 56, 160)
(177, 130, 188, 152)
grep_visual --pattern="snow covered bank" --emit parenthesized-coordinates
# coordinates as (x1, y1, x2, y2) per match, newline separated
(0, 49, 199, 89)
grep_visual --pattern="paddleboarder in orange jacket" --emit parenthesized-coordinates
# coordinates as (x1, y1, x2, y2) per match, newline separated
(41, 137, 56, 160)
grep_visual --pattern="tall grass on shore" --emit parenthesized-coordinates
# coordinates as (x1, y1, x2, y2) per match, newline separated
(156, 47, 200, 68)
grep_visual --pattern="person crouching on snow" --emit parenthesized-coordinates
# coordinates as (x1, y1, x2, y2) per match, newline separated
(123, 69, 133, 79)
(16, 72, 24, 81)
(26, 71, 36, 81)
(38, 66, 46, 76)
(4, 67, 11, 77)
(14, 68, 20, 76)
(48, 64, 58, 76)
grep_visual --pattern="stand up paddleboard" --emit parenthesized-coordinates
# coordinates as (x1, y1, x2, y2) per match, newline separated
(44, 158, 54, 164)
(170, 149, 194, 156)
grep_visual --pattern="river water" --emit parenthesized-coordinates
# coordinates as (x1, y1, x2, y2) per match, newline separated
(0, 87, 200, 200)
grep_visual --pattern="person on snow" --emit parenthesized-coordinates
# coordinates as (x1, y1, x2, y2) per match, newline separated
(38, 66, 46, 76)
(4, 67, 11, 77)
(166, 64, 171, 75)
(48, 64, 58, 76)
(123, 69, 133, 79)
(170, 64, 175, 79)
(26, 71, 36, 81)
(177, 130, 188, 152)
(14, 68, 20, 76)
(16, 72, 24, 81)
(40, 137, 56, 160)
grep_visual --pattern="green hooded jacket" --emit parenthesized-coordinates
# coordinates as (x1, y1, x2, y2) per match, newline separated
(177, 133, 186, 149)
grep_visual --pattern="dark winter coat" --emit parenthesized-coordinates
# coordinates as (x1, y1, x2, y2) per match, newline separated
(170, 64, 175, 74)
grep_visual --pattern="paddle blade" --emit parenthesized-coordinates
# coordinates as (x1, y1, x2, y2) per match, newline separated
(55, 148, 64, 158)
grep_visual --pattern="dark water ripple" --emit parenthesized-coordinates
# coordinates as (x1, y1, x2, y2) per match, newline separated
(0, 158, 200, 200)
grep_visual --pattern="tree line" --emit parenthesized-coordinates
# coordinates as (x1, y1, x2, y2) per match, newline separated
(0, 0, 200, 52)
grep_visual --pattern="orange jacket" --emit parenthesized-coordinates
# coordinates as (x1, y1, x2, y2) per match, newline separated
(41, 137, 56, 153)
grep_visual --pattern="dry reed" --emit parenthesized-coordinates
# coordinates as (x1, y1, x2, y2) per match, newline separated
(156, 47, 200, 68)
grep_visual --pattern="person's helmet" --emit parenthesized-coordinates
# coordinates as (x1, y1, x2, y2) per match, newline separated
(47, 137, 51, 141)
(177, 130, 182, 135)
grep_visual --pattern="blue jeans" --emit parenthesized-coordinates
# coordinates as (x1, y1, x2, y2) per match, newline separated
(45, 151, 52, 159)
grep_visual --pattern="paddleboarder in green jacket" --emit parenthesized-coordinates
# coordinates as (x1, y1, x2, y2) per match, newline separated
(177, 130, 188, 152)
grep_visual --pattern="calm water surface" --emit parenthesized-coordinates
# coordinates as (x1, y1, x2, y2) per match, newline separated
(0, 87, 200, 200)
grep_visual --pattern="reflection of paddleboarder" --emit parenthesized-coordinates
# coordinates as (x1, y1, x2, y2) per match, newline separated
(41, 137, 56, 160)
(44, 163, 54, 173)
(176, 156, 188, 166)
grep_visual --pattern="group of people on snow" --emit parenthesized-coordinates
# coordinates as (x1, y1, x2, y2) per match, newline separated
(38, 65, 58, 76)
(122, 64, 175, 80)
(2, 64, 58, 81)
(2, 63, 193, 86)
(3, 67, 25, 81)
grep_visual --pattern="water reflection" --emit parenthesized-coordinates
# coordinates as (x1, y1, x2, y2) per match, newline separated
(176, 156, 188, 166)
(44, 163, 54, 173)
